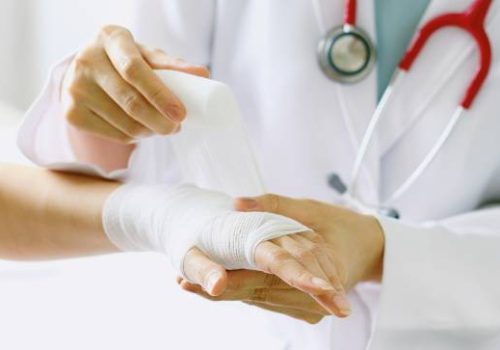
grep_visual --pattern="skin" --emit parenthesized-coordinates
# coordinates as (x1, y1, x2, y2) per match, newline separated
(178, 193, 385, 324)
(61, 25, 209, 172)
(0, 164, 352, 316)
(0, 164, 119, 259)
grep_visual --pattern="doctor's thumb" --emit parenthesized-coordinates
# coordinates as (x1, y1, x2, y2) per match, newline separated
(234, 194, 307, 221)
(183, 248, 228, 296)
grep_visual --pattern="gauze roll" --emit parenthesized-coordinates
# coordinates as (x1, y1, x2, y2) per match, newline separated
(103, 71, 309, 276)
(103, 184, 309, 275)
(156, 70, 265, 197)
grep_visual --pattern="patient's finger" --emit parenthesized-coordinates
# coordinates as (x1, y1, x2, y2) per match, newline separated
(255, 241, 335, 295)
(183, 248, 228, 296)
(272, 236, 350, 317)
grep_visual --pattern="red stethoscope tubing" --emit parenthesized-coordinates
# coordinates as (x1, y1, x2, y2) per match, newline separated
(344, 0, 356, 26)
(400, 0, 493, 109)
(344, 0, 492, 109)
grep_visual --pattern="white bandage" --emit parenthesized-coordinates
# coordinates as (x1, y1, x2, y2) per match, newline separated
(103, 71, 308, 276)
(157, 70, 265, 197)
(103, 184, 309, 275)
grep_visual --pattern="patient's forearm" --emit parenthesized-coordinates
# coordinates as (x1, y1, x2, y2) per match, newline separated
(0, 163, 119, 260)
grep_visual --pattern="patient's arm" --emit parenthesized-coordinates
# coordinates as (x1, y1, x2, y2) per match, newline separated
(0, 163, 119, 259)
(0, 163, 349, 317)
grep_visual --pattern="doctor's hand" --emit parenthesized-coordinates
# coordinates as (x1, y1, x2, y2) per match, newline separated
(181, 228, 354, 318)
(234, 194, 386, 289)
(61, 25, 209, 144)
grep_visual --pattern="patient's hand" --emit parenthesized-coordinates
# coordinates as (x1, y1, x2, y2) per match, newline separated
(178, 270, 328, 324)
(181, 229, 352, 318)
(179, 193, 385, 321)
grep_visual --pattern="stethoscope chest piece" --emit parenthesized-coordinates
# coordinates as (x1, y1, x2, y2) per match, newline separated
(318, 25, 376, 83)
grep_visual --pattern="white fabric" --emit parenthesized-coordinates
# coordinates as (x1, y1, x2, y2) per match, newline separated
(157, 70, 265, 197)
(16, 0, 500, 349)
(103, 183, 308, 275)
(372, 212, 500, 350)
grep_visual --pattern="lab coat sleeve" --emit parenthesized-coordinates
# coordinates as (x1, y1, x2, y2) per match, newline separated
(17, 0, 216, 179)
(16, 54, 129, 179)
(371, 208, 500, 350)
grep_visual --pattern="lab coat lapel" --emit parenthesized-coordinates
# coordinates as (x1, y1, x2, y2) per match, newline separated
(377, 0, 500, 157)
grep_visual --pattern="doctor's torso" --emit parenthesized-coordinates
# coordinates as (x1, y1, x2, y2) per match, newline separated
(132, 0, 500, 223)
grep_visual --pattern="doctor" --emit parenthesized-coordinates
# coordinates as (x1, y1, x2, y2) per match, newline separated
(17, 0, 500, 349)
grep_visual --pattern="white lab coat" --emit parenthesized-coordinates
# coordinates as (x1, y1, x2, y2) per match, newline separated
(17, 0, 500, 349)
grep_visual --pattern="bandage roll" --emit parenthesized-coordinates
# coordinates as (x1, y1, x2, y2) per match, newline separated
(156, 70, 265, 197)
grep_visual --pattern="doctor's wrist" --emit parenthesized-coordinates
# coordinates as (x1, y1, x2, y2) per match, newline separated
(359, 215, 385, 283)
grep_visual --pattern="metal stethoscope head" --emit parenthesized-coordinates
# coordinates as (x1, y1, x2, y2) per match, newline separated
(317, 0, 376, 84)
(316, 0, 494, 219)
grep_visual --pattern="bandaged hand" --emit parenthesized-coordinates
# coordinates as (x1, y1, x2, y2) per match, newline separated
(179, 193, 384, 322)
(102, 183, 351, 316)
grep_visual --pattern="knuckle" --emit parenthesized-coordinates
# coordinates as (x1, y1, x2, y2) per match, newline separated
(119, 56, 142, 81)
(72, 51, 93, 72)
(270, 249, 290, 263)
(296, 248, 314, 262)
(64, 103, 82, 126)
(99, 24, 128, 39)
(309, 243, 324, 256)
(121, 92, 144, 115)
(264, 194, 280, 213)
(66, 78, 87, 100)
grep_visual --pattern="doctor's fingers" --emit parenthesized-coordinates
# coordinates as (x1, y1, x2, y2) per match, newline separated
(92, 63, 180, 137)
(64, 80, 159, 140)
(138, 45, 210, 78)
(99, 25, 186, 123)
(182, 247, 228, 296)
(64, 103, 132, 143)
(272, 235, 351, 317)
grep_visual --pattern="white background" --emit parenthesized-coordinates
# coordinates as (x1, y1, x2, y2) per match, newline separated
(0, 1, 282, 349)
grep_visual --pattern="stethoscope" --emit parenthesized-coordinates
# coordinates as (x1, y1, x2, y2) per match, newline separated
(316, 0, 494, 219)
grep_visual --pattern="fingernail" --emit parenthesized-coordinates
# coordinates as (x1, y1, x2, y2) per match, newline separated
(238, 198, 259, 210)
(311, 277, 334, 291)
(333, 294, 352, 315)
(205, 271, 222, 293)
